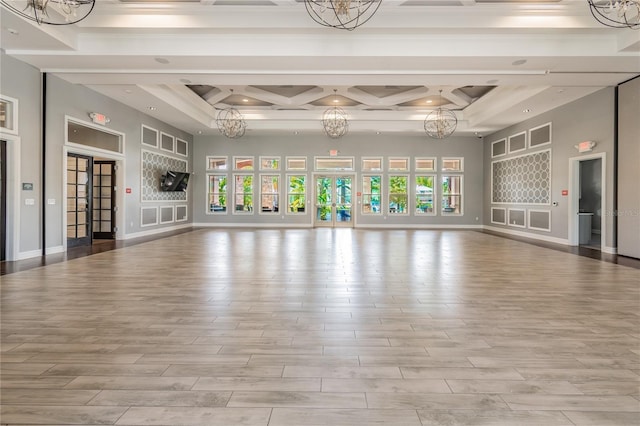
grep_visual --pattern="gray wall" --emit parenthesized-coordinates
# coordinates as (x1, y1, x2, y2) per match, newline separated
(0, 51, 42, 255)
(192, 133, 484, 227)
(1, 52, 194, 257)
(45, 75, 193, 248)
(618, 77, 640, 259)
(484, 88, 616, 248)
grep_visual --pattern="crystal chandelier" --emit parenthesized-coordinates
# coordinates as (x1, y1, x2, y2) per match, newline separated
(424, 90, 457, 139)
(322, 90, 349, 139)
(304, 0, 382, 31)
(587, 0, 640, 29)
(216, 107, 246, 139)
(1, 0, 95, 25)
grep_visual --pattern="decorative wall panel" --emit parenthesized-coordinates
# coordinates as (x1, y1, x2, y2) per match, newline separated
(160, 206, 175, 224)
(141, 150, 188, 202)
(528, 209, 551, 232)
(141, 207, 158, 227)
(492, 149, 551, 205)
(491, 207, 506, 225)
(508, 208, 526, 228)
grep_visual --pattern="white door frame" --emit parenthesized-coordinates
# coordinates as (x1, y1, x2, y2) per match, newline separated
(568, 152, 606, 250)
(0, 132, 21, 261)
(312, 173, 356, 228)
(62, 145, 126, 252)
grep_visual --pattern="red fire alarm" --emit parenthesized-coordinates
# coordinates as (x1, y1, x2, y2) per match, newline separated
(561, 189, 568, 196)
(126, 188, 132, 194)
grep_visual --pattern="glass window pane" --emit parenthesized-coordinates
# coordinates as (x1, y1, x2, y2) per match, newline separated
(315, 158, 354, 171)
(442, 158, 463, 171)
(287, 175, 306, 213)
(68, 121, 122, 153)
(442, 176, 462, 214)
(260, 157, 280, 170)
(287, 157, 306, 170)
(362, 175, 382, 215)
(207, 157, 228, 170)
(415, 175, 435, 214)
(415, 158, 436, 171)
(362, 158, 382, 171)
(234, 157, 254, 170)
(234, 175, 253, 212)
(208, 174, 227, 213)
(389, 175, 408, 214)
(389, 158, 409, 171)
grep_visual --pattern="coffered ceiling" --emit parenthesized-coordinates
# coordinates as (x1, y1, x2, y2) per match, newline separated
(1, 0, 638, 137)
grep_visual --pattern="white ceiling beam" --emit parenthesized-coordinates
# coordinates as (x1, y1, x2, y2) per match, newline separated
(138, 84, 216, 127)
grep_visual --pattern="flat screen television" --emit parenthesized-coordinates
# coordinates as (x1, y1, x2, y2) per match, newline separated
(160, 171, 190, 192)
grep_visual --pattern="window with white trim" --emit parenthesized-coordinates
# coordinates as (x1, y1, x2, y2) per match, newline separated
(260, 174, 280, 214)
(234, 157, 254, 170)
(286, 157, 306, 171)
(442, 157, 463, 172)
(260, 156, 280, 171)
(287, 175, 306, 214)
(389, 157, 409, 171)
(233, 174, 253, 213)
(415, 157, 436, 172)
(362, 157, 383, 172)
(207, 174, 227, 213)
(442, 175, 463, 215)
(388, 175, 409, 214)
(362, 175, 382, 214)
(207, 156, 228, 170)
(415, 175, 435, 215)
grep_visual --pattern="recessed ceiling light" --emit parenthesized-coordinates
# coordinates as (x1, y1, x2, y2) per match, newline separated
(333, 99, 339, 103)
(242, 98, 249, 102)
(7, 28, 19, 35)
(426, 100, 433, 104)
(148, 106, 157, 111)
(124, 89, 133, 94)
(523, 108, 531, 113)
(154, 57, 170, 64)
(197, 130, 203, 135)
(376, 131, 381, 135)
(294, 131, 299, 135)
(512, 59, 527, 66)
(557, 88, 565, 93)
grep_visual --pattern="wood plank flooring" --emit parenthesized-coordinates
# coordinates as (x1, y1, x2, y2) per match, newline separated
(1, 229, 639, 425)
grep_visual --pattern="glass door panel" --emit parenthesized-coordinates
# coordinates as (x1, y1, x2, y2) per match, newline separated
(67, 153, 93, 248)
(314, 175, 354, 227)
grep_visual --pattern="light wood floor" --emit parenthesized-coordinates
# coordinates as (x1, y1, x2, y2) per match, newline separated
(1, 229, 639, 425)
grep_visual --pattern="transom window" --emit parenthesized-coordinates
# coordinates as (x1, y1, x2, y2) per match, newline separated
(415, 157, 436, 172)
(315, 157, 354, 171)
(260, 156, 280, 171)
(234, 157, 254, 170)
(207, 156, 228, 170)
(389, 157, 409, 171)
(287, 157, 307, 170)
(442, 157, 463, 172)
(362, 157, 383, 172)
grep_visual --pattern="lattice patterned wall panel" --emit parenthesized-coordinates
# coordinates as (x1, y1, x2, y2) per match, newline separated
(492, 149, 551, 205)
(142, 150, 188, 202)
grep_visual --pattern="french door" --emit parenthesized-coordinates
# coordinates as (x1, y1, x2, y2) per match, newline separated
(66, 153, 93, 248)
(93, 160, 116, 239)
(314, 175, 354, 228)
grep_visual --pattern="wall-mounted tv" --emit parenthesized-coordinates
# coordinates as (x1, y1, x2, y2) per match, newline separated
(160, 171, 190, 192)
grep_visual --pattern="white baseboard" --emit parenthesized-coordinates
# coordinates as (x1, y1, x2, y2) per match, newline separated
(17, 249, 42, 260)
(483, 225, 569, 246)
(46, 246, 64, 255)
(355, 224, 483, 230)
(194, 222, 312, 229)
(121, 223, 193, 240)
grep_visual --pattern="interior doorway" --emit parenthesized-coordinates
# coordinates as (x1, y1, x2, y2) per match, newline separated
(569, 153, 606, 251)
(66, 153, 93, 248)
(1, 140, 6, 261)
(314, 175, 354, 228)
